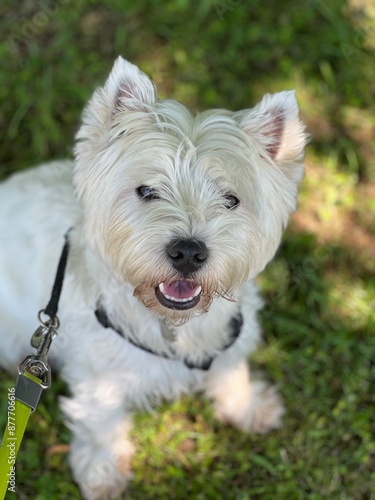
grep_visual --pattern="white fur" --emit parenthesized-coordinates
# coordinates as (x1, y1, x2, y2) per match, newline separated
(0, 57, 307, 499)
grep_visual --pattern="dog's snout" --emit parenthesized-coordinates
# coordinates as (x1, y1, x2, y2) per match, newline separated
(167, 239, 208, 274)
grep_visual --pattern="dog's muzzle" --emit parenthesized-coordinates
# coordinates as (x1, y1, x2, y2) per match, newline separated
(155, 239, 207, 310)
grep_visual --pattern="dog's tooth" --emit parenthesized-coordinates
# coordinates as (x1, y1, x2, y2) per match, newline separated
(164, 293, 185, 303)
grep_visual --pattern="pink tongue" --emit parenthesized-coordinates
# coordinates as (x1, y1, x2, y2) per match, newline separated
(163, 280, 198, 299)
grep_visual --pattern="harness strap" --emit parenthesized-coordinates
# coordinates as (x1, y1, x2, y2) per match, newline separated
(95, 305, 243, 371)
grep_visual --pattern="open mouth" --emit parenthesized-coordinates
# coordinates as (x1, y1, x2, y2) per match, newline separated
(155, 280, 202, 310)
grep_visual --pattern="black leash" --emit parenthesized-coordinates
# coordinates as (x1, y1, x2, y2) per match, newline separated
(44, 229, 71, 320)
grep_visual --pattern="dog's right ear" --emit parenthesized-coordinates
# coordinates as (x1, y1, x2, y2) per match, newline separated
(107, 57, 157, 114)
(80, 57, 157, 130)
(74, 58, 157, 199)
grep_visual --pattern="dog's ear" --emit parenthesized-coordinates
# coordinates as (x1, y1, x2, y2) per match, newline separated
(237, 91, 308, 181)
(80, 57, 157, 130)
(106, 56, 157, 113)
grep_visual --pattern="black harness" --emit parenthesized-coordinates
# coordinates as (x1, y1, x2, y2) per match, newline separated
(95, 306, 243, 371)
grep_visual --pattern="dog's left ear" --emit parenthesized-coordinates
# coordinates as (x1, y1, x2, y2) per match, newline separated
(237, 91, 308, 182)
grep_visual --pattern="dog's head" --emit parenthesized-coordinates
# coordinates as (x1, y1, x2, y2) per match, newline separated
(74, 57, 308, 324)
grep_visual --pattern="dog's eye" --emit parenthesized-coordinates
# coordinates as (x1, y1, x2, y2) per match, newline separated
(136, 185, 160, 201)
(223, 193, 240, 210)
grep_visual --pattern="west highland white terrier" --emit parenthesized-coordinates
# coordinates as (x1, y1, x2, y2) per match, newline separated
(0, 57, 307, 499)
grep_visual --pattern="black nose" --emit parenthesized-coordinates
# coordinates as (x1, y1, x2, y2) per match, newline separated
(167, 239, 208, 275)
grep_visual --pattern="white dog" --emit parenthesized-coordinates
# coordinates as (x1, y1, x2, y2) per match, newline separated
(0, 57, 307, 499)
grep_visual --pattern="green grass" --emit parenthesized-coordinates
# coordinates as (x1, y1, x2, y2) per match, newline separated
(0, 0, 374, 498)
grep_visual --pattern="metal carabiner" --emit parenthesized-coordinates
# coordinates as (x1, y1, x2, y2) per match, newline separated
(21, 310, 59, 388)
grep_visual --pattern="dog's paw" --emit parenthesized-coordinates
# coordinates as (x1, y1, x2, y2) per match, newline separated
(215, 380, 284, 434)
(70, 440, 134, 500)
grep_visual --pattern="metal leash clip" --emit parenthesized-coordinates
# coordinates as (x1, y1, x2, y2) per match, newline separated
(16, 310, 60, 411)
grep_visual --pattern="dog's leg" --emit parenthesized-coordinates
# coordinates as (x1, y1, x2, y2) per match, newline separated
(60, 386, 134, 500)
(205, 359, 284, 434)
